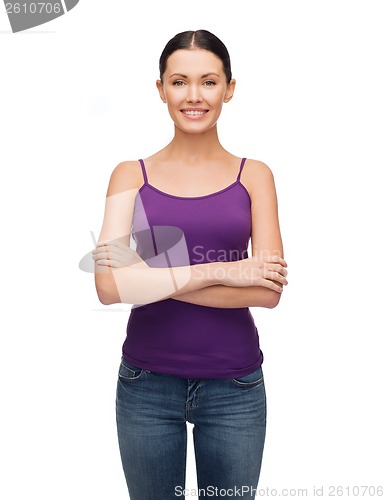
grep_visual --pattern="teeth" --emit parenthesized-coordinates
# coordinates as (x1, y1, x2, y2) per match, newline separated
(183, 110, 206, 115)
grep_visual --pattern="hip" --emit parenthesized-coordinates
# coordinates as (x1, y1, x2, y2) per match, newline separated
(116, 357, 267, 427)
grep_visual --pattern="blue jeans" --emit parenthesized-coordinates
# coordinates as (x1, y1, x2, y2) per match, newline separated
(115, 358, 267, 500)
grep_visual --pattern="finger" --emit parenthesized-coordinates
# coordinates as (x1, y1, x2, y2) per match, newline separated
(97, 244, 120, 258)
(96, 240, 110, 247)
(268, 263, 288, 277)
(269, 271, 288, 286)
(94, 249, 120, 262)
(92, 247, 105, 255)
(95, 259, 122, 268)
(102, 241, 130, 252)
(100, 253, 125, 266)
(111, 250, 135, 262)
(111, 247, 142, 263)
(103, 259, 122, 268)
(95, 259, 110, 266)
(261, 279, 283, 293)
(93, 244, 111, 254)
(92, 250, 110, 260)
(271, 256, 287, 267)
(261, 264, 287, 285)
(92, 250, 107, 259)
(103, 244, 131, 258)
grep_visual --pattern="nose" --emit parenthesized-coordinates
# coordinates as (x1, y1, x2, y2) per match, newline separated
(187, 85, 203, 103)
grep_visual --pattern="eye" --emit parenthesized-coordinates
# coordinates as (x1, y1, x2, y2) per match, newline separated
(204, 81, 216, 86)
(172, 80, 185, 86)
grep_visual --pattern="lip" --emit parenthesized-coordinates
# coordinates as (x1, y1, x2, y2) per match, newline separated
(180, 109, 209, 120)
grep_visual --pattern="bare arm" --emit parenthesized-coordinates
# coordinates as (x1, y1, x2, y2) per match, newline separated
(96, 244, 284, 306)
(94, 161, 225, 304)
(94, 160, 286, 306)
(170, 160, 287, 309)
(169, 284, 279, 309)
(104, 259, 225, 305)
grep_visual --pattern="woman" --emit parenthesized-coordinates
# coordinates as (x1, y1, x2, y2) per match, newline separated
(93, 29, 288, 500)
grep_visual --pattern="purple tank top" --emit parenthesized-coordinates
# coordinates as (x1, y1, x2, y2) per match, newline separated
(122, 157, 263, 378)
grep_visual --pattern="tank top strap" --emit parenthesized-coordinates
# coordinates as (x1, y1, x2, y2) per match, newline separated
(236, 157, 247, 182)
(138, 159, 148, 185)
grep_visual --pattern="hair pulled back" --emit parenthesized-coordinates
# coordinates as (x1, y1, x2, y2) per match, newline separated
(159, 29, 232, 84)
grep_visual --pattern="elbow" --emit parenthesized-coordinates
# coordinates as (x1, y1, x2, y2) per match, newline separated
(97, 292, 113, 306)
(261, 290, 282, 309)
(94, 270, 121, 305)
(95, 286, 120, 305)
(266, 296, 281, 309)
(96, 289, 112, 305)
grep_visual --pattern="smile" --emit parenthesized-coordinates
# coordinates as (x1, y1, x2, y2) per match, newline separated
(180, 110, 209, 120)
(181, 110, 208, 115)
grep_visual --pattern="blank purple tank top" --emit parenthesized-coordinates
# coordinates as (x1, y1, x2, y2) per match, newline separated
(122, 157, 263, 378)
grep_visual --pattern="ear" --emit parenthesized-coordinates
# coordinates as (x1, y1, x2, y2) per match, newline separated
(156, 80, 167, 103)
(224, 79, 236, 103)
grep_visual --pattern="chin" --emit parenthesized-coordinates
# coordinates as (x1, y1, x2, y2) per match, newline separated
(169, 111, 218, 131)
(173, 117, 218, 133)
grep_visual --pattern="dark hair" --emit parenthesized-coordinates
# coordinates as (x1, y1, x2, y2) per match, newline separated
(159, 29, 232, 84)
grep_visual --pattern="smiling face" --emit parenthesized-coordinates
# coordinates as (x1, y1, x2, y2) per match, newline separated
(156, 49, 236, 134)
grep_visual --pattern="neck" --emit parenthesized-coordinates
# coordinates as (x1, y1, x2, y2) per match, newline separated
(164, 124, 227, 164)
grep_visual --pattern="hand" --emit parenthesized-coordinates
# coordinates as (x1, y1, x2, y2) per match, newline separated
(221, 255, 288, 293)
(92, 239, 149, 269)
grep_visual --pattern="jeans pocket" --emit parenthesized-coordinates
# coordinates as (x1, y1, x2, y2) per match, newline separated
(230, 366, 264, 388)
(118, 359, 145, 382)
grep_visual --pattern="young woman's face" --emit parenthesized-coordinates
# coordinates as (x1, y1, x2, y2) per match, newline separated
(156, 49, 235, 134)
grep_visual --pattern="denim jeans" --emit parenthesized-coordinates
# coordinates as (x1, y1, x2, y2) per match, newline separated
(115, 358, 266, 500)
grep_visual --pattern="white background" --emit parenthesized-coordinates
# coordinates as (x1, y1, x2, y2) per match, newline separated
(1, 1, 384, 498)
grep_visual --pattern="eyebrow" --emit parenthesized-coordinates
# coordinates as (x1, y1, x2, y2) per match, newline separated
(168, 72, 221, 79)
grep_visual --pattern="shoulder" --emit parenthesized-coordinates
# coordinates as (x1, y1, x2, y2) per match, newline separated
(106, 160, 143, 196)
(242, 159, 276, 198)
(243, 158, 274, 177)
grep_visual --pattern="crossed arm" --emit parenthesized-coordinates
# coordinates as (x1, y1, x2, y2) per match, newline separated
(168, 284, 280, 309)
(163, 160, 286, 309)
(93, 160, 287, 309)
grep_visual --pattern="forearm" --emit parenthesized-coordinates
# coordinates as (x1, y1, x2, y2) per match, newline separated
(170, 284, 281, 309)
(97, 260, 225, 305)
(95, 252, 286, 306)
